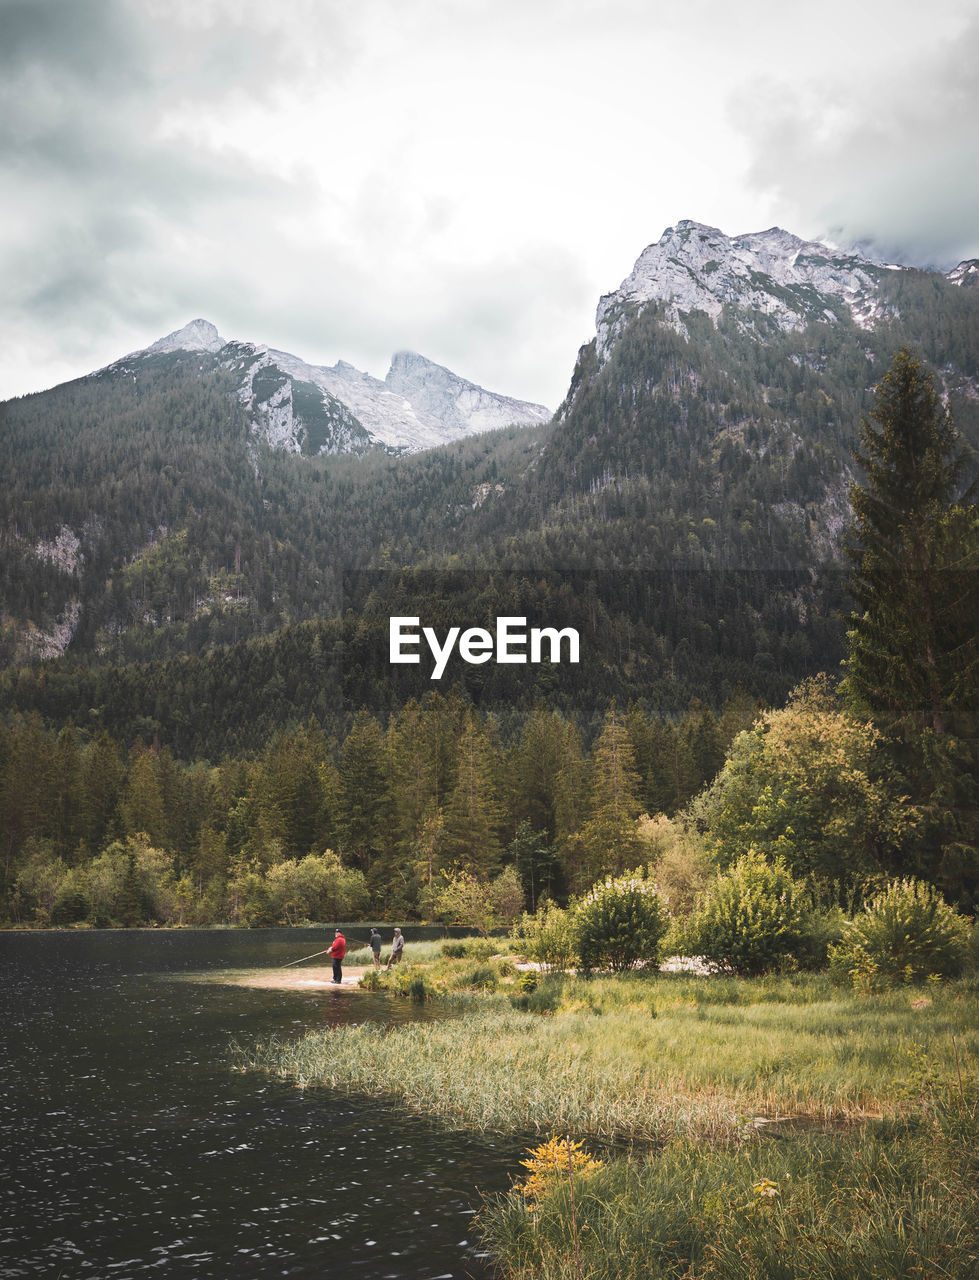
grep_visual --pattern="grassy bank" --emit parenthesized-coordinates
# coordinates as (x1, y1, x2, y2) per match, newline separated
(240, 957, 979, 1277)
(243, 969, 978, 1138)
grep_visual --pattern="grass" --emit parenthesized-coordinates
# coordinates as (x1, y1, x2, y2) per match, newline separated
(238, 961, 979, 1278)
(480, 1115, 979, 1279)
(346, 938, 454, 967)
(242, 971, 978, 1138)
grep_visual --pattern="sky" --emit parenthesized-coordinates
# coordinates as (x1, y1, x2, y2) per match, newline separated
(1, 0, 977, 409)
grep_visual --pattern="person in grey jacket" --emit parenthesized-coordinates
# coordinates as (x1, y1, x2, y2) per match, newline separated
(386, 928, 404, 969)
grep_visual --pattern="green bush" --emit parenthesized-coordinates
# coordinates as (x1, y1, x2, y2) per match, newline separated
(681, 851, 818, 975)
(572, 872, 669, 974)
(509, 975, 565, 1014)
(358, 966, 386, 991)
(513, 901, 579, 973)
(441, 937, 498, 960)
(51, 871, 90, 926)
(967, 920, 979, 974)
(461, 964, 499, 990)
(830, 878, 971, 987)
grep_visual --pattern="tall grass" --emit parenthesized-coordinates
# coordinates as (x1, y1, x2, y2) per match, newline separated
(240, 973, 978, 1141)
(239, 967, 979, 1277)
(479, 1113, 979, 1279)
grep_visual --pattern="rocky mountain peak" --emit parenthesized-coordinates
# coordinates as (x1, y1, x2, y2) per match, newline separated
(383, 349, 551, 441)
(145, 318, 226, 355)
(595, 221, 889, 358)
(386, 350, 432, 377)
(102, 324, 550, 456)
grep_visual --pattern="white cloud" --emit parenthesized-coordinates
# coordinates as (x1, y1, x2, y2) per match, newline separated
(731, 15, 979, 268)
(1, 0, 976, 406)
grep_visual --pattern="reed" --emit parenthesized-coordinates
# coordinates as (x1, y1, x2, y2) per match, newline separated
(479, 1113, 979, 1279)
(240, 966, 979, 1277)
(240, 974, 978, 1140)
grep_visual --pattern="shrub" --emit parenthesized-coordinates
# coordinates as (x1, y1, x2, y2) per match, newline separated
(513, 901, 579, 973)
(829, 878, 971, 987)
(638, 814, 712, 915)
(681, 851, 818, 975)
(572, 872, 669, 973)
(510, 975, 565, 1013)
(441, 937, 498, 960)
(358, 966, 386, 991)
(967, 920, 979, 974)
(51, 878, 90, 926)
(513, 1136, 604, 1206)
(461, 964, 499, 990)
(264, 851, 368, 924)
(432, 868, 526, 938)
(689, 677, 913, 893)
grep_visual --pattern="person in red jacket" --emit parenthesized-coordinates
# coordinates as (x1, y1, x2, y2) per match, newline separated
(329, 929, 346, 985)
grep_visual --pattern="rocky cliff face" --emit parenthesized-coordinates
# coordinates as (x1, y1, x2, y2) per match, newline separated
(549, 220, 979, 572)
(594, 220, 894, 358)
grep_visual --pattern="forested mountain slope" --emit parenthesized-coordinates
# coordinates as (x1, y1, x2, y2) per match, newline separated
(2, 223, 977, 756)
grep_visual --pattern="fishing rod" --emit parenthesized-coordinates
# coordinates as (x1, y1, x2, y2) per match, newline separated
(282, 947, 331, 968)
(282, 935, 378, 968)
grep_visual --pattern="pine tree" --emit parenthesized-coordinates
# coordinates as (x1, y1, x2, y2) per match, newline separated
(572, 703, 645, 891)
(120, 743, 166, 846)
(441, 709, 504, 878)
(337, 709, 391, 874)
(844, 347, 979, 903)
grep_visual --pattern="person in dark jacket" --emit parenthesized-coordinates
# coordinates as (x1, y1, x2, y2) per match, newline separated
(369, 928, 382, 967)
(329, 929, 346, 984)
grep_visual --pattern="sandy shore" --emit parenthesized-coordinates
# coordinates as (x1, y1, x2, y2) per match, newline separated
(226, 964, 374, 991)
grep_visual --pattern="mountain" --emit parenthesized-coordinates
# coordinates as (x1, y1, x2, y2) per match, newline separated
(594, 220, 978, 352)
(544, 220, 979, 568)
(2, 221, 977, 753)
(106, 319, 551, 455)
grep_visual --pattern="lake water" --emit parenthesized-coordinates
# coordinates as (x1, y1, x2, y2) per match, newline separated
(0, 929, 523, 1279)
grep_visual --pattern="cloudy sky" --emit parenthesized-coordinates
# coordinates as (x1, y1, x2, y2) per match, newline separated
(2, 0, 977, 408)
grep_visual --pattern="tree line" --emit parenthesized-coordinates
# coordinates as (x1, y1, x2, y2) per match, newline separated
(0, 688, 759, 928)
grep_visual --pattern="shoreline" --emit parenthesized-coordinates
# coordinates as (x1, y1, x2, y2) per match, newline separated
(227, 964, 372, 991)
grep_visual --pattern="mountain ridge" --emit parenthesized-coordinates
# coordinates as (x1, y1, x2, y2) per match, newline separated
(108, 319, 551, 455)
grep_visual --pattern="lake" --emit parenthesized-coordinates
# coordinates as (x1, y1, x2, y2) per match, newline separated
(0, 929, 523, 1279)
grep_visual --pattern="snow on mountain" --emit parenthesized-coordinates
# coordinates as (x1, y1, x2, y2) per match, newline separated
(113, 322, 552, 455)
(595, 220, 894, 358)
(259, 346, 550, 452)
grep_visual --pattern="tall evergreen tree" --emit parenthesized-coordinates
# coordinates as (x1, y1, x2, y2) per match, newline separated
(441, 709, 504, 878)
(844, 347, 979, 903)
(337, 709, 391, 874)
(571, 703, 644, 891)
